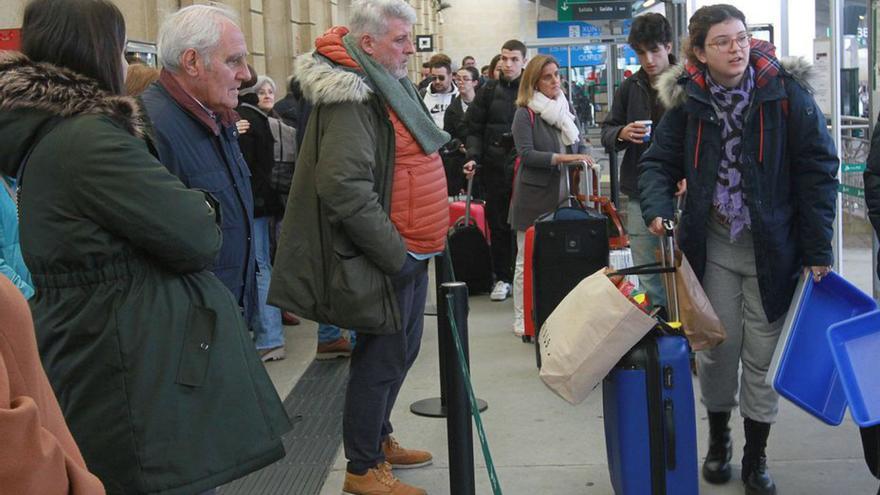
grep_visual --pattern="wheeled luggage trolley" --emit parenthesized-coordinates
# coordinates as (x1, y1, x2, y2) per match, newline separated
(602, 220, 699, 495)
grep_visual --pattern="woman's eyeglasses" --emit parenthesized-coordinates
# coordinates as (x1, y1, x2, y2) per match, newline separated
(707, 33, 752, 51)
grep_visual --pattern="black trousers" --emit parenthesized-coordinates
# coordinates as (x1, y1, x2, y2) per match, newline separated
(343, 255, 429, 474)
(482, 168, 515, 284)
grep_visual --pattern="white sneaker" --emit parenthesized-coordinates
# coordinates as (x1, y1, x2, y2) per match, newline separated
(490, 281, 511, 301)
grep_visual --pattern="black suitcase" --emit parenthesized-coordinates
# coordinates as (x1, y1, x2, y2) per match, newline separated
(532, 161, 609, 368)
(448, 176, 493, 294)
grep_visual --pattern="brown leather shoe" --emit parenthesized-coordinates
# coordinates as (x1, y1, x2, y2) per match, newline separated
(342, 462, 426, 495)
(316, 337, 352, 360)
(382, 435, 433, 469)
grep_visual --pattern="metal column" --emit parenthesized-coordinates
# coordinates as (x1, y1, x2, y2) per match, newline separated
(607, 44, 617, 116)
(871, 0, 880, 299)
(666, 0, 688, 57)
(780, 0, 789, 56)
(832, 0, 844, 273)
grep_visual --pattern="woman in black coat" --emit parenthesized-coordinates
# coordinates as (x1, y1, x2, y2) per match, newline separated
(442, 66, 480, 195)
(237, 76, 287, 360)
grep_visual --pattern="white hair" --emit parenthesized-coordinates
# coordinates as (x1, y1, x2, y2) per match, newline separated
(240, 75, 276, 96)
(349, 0, 417, 38)
(158, 4, 240, 72)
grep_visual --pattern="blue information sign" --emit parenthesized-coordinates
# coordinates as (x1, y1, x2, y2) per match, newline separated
(537, 45, 639, 68)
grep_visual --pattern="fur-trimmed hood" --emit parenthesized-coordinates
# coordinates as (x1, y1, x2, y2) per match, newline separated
(0, 51, 143, 176)
(292, 52, 372, 106)
(292, 26, 373, 106)
(655, 54, 814, 110)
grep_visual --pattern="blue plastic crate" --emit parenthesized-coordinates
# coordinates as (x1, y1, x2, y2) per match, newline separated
(827, 309, 880, 427)
(769, 272, 877, 425)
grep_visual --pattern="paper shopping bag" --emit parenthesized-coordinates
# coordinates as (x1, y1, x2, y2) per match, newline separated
(539, 269, 657, 405)
(675, 252, 726, 351)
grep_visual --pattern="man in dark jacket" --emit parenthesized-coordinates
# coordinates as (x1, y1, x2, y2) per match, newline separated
(601, 13, 678, 308)
(274, 76, 301, 129)
(268, 2, 450, 493)
(463, 39, 527, 301)
(141, 4, 259, 327)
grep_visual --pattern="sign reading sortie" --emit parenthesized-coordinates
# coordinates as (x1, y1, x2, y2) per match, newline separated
(0, 29, 21, 51)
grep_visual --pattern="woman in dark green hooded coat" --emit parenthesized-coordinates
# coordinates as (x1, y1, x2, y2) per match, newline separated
(0, 1, 291, 493)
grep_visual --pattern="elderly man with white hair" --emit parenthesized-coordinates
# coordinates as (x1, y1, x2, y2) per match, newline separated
(142, 4, 260, 337)
(268, 0, 448, 493)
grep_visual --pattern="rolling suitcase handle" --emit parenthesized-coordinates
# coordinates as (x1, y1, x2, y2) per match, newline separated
(560, 160, 598, 209)
(454, 173, 478, 230)
(464, 173, 475, 227)
(658, 218, 681, 325)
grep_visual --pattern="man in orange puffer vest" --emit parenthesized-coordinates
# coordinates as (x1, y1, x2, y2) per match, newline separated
(268, 1, 449, 494)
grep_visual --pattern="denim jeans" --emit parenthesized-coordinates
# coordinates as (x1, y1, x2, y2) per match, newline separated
(253, 216, 284, 350)
(343, 255, 428, 474)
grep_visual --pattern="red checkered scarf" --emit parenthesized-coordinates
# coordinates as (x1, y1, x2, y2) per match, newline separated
(685, 38, 781, 91)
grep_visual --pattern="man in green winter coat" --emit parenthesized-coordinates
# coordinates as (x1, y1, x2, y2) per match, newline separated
(268, 1, 451, 493)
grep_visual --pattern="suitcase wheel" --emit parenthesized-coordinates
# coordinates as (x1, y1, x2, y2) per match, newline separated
(521, 335, 531, 343)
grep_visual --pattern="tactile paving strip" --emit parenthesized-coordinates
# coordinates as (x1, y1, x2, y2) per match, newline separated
(219, 358, 349, 494)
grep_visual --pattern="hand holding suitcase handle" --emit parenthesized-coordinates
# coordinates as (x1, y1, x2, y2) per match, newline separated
(559, 160, 599, 209)
(648, 180, 687, 235)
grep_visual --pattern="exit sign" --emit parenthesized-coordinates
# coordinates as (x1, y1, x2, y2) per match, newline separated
(558, 0, 633, 22)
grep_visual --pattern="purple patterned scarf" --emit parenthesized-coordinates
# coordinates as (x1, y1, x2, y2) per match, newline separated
(707, 66, 755, 241)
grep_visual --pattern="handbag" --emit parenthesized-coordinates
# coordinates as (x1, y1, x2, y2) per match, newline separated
(268, 116, 297, 194)
(538, 268, 657, 405)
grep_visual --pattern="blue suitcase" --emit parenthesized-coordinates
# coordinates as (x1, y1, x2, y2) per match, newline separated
(602, 333, 699, 495)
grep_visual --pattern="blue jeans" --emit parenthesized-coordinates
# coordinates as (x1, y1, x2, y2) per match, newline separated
(318, 323, 356, 345)
(253, 216, 284, 349)
(343, 255, 428, 474)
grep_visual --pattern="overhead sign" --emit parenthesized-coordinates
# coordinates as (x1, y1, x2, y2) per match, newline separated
(537, 20, 602, 39)
(0, 29, 21, 51)
(537, 45, 639, 68)
(558, 0, 633, 22)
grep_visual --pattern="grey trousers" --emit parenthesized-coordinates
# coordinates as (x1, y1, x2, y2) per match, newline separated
(696, 217, 784, 423)
(624, 198, 667, 309)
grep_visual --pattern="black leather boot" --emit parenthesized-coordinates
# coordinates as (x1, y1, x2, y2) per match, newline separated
(742, 418, 777, 495)
(702, 410, 732, 483)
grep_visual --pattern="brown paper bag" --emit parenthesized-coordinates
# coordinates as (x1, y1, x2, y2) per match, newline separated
(673, 252, 727, 351)
(539, 269, 657, 405)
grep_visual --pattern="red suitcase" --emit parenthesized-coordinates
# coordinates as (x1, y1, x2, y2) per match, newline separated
(449, 197, 490, 243)
(523, 225, 536, 342)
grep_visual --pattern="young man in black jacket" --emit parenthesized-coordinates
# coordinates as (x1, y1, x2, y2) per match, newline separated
(463, 39, 527, 302)
(600, 13, 678, 308)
